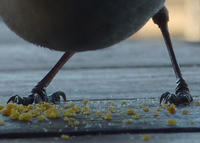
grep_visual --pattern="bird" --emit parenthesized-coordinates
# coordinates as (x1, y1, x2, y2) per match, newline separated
(0, 0, 193, 105)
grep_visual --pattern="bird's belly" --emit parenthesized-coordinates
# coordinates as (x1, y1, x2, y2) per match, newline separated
(0, 0, 164, 52)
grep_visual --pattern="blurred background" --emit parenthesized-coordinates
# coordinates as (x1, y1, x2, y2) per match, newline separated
(133, 0, 200, 42)
(0, 0, 199, 42)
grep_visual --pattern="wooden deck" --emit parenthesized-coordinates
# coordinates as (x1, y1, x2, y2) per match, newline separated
(0, 22, 200, 142)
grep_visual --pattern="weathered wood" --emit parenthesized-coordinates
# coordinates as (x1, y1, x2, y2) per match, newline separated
(2, 133, 200, 143)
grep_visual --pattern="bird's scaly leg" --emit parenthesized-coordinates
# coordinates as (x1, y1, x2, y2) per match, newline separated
(7, 52, 75, 105)
(153, 7, 193, 105)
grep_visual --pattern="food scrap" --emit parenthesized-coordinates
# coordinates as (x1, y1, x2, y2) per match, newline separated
(142, 135, 151, 141)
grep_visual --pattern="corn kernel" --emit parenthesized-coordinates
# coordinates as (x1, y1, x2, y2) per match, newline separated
(61, 134, 70, 140)
(127, 109, 136, 115)
(167, 119, 176, 126)
(190, 121, 195, 125)
(154, 112, 159, 116)
(37, 115, 46, 122)
(82, 107, 91, 115)
(121, 101, 127, 105)
(157, 107, 162, 111)
(83, 100, 89, 105)
(142, 135, 151, 141)
(107, 101, 115, 105)
(123, 119, 133, 124)
(182, 110, 189, 115)
(135, 115, 140, 119)
(0, 105, 4, 110)
(168, 104, 176, 114)
(109, 107, 115, 113)
(196, 102, 200, 106)
(19, 112, 33, 121)
(0, 120, 5, 125)
(9, 109, 20, 120)
(143, 108, 150, 112)
(45, 107, 60, 119)
(162, 104, 168, 109)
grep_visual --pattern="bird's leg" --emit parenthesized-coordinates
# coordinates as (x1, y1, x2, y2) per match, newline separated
(7, 52, 75, 105)
(153, 7, 193, 105)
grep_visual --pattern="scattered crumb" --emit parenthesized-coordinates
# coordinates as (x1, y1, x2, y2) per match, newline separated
(0, 105, 4, 110)
(123, 119, 133, 124)
(134, 115, 140, 119)
(154, 112, 159, 116)
(142, 135, 151, 141)
(121, 101, 127, 105)
(157, 107, 162, 111)
(61, 134, 70, 140)
(162, 104, 168, 109)
(37, 115, 46, 122)
(127, 109, 136, 115)
(18, 112, 33, 121)
(109, 107, 115, 113)
(190, 121, 195, 125)
(182, 110, 189, 115)
(83, 100, 89, 106)
(143, 108, 150, 112)
(196, 101, 200, 106)
(0, 119, 5, 125)
(106, 101, 115, 105)
(167, 119, 177, 126)
(168, 104, 176, 114)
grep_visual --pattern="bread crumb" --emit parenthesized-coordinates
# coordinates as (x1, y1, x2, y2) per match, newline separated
(127, 109, 136, 115)
(143, 108, 150, 112)
(168, 104, 176, 114)
(142, 135, 151, 141)
(168, 119, 176, 126)
(182, 110, 189, 115)
(0, 119, 5, 125)
(61, 134, 70, 140)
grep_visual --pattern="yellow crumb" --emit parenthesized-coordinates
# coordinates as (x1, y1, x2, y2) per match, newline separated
(37, 115, 46, 122)
(167, 119, 177, 126)
(154, 112, 159, 116)
(1, 108, 11, 116)
(9, 109, 20, 120)
(83, 100, 89, 105)
(196, 101, 200, 106)
(119, 110, 123, 114)
(0, 105, 4, 110)
(18, 112, 33, 121)
(82, 107, 91, 115)
(157, 107, 162, 111)
(182, 110, 189, 115)
(0, 120, 5, 125)
(44, 107, 60, 119)
(96, 111, 102, 117)
(109, 107, 115, 113)
(162, 104, 168, 109)
(167, 104, 176, 114)
(190, 121, 195, 125)
(127, 109, 136, 115)
(135, 115, 140, 119)
(67, 118, 75, 126)
(61, 134, 70, 140)
(142, 135, 151, 141)
(121, 101, 127, 105)
(123, 119, 133, 124)
(143, 108, 150, 112)
(106, 101, 115, 105)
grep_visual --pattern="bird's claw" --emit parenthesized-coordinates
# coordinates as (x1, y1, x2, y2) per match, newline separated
(160, 91, 193, 105)
(7, 90, 66, 105)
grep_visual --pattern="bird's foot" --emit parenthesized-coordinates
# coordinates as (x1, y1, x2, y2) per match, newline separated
(160, 78, 193, 105)
(7, 87, 66, 105)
